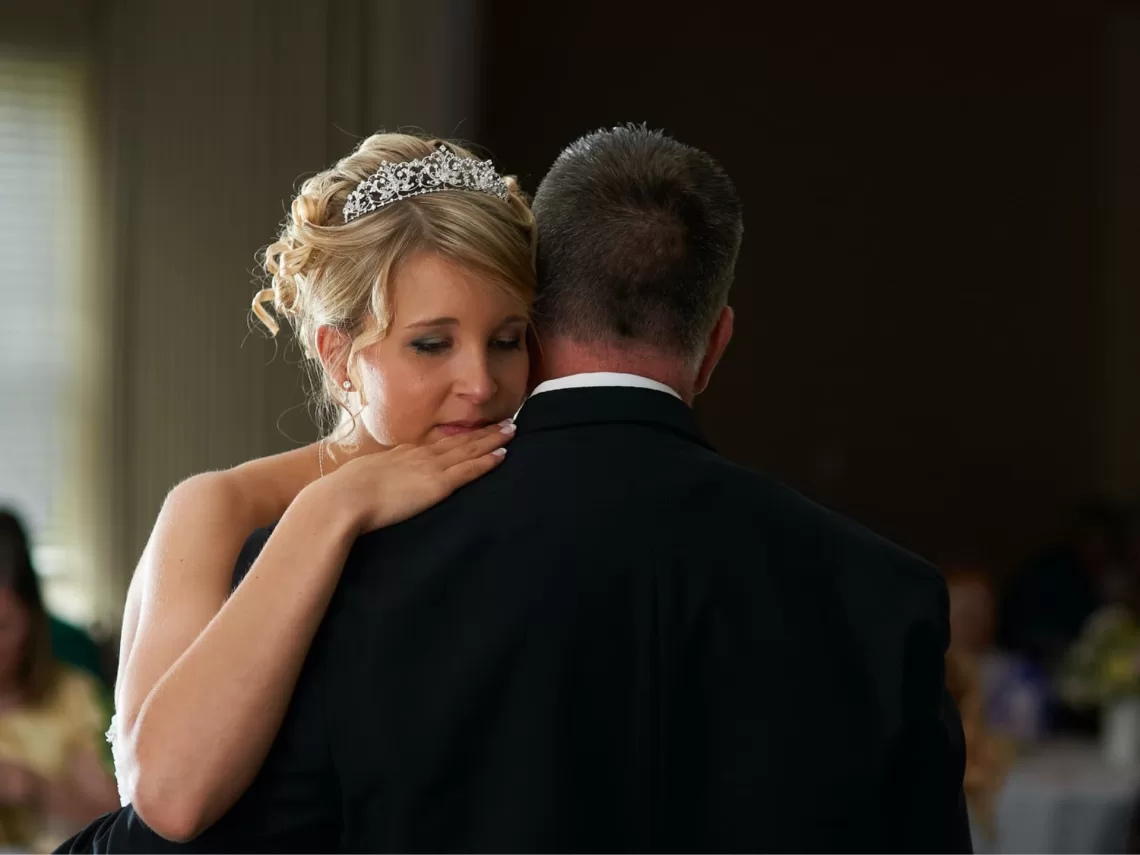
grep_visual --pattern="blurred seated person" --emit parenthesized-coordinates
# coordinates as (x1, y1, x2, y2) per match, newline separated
(0, 511, 118, 851)
(949, 563, 1063, 740)
(998, 502, 1125, 672)
(946, 651, 1010, 847)
(48, 616, 107, 690)
(946, 569, 1014, 807)
(949, 565, 996, 659)
(0, 512, 109, 689)
(47, 615, 114, 774)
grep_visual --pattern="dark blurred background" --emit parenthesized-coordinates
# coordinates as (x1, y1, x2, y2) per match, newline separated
(2, 0, 1140, 850)
(481, 1, 1139, 578)
(4, 0, 1134, 617)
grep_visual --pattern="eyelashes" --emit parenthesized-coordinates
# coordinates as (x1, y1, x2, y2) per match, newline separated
(409, 336, 523, 355)
(410, 338, 449, 355)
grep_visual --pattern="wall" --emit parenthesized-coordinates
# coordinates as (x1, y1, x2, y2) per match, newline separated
(94, 0, 481, 622)
(4, 1, 1137, 622)
(4, 0, 481, 625)
(479, 2, 1123, 572)
(1099, 8, 1140, 504)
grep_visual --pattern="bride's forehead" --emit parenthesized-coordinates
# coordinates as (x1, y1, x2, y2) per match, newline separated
(393, 254, 492, 292)
(390, 261, 521, 321)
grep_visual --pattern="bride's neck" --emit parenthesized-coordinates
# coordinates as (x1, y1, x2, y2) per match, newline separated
(322, 422, 386, 472)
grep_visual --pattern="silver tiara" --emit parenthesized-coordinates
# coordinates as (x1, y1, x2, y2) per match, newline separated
(342, 145, 510, 223)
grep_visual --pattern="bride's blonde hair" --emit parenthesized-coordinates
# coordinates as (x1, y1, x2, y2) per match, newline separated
(254, 132, 537, 429)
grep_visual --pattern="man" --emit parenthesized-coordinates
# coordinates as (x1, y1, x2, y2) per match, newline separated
(62, 125, 969, 852)
(999, 502, 1121, 670)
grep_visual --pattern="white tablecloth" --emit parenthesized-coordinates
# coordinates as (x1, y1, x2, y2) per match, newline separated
(983, 740, 1140, 854)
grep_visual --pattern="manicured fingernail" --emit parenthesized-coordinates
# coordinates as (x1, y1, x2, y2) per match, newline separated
(500, 423, 516, 435)
(492, 447, 507, 457)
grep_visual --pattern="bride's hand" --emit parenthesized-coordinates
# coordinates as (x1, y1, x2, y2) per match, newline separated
(322, 422, 516, 536)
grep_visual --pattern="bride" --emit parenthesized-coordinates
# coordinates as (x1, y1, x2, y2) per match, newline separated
(108, 132, 537, 841)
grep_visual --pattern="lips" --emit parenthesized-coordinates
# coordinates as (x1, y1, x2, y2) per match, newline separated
(436, 420, 494, 436)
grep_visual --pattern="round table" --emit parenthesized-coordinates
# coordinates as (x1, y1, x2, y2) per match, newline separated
(984, 739, 1140, 854)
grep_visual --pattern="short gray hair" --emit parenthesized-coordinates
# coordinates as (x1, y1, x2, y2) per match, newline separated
(532, 124, 743, 356)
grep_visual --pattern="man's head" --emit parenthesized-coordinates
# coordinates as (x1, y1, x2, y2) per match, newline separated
(531, 124, 743, 401)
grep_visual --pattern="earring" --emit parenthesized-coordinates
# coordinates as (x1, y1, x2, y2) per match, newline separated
(342, 379, 353, 392)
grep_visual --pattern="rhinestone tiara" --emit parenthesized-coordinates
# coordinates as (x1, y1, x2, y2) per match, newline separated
(342, 144, 510, 223)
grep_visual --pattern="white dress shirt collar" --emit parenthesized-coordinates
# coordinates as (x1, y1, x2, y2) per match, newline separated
(528, 372, 682, 401)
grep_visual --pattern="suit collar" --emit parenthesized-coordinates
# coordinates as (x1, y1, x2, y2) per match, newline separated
(513, 386, 713, 450)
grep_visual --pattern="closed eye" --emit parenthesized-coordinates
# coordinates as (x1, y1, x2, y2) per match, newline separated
(410, 334, 524, 355)
(410, 337, 450, 355)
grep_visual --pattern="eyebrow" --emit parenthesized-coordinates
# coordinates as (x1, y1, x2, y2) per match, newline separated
(405, 314, 528, 329)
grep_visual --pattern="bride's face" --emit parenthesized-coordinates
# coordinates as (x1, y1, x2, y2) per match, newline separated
(351, 252, 530, 447)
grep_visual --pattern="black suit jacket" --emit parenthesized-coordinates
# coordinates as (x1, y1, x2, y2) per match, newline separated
(62, 387, 971, 853)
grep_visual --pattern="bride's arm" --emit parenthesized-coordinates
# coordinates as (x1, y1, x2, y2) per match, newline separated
(113, 467, 353, 842)
(114, 425, 512, 843)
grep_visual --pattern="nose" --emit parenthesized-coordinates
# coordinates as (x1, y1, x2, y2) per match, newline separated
(455, 349, 497, 405)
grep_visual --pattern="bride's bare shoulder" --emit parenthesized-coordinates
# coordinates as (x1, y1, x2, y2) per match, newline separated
(162, 444, 320, 527)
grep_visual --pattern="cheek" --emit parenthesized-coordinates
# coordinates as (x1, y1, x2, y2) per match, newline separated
(358, 354, 453, 444)
(495, 351, 530, 407)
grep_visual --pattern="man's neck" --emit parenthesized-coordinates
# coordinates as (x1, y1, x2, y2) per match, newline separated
(533, 337, 697, 404)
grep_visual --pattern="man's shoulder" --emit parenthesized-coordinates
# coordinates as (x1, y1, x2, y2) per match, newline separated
(514, 427, 943, 592)
(683, 450, 944, 589)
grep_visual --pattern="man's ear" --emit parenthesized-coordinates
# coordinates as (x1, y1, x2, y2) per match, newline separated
(694, 306, 734, 397)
